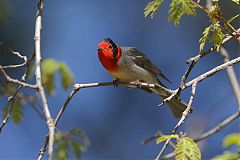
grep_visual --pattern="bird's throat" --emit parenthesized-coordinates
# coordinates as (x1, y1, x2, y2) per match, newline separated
(98, 47, 122, 72)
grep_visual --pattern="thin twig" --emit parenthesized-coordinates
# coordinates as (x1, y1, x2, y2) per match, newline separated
(38, 88, 78, 159)
(37, 81, 171, 159)
(163, 111, 240, 159)
(187, 28, 240, 65)
(183, 56, 240, 90)
(0, 67, 38, 89)
(220, 47, 240, 110)
(1, 63, 27, 69)
(0, 52, 35, 132)
(34, 0, 54, 160)
(191, 1, 240, 41)
(155, 82, 198, 160)
(194, 111, 240, 142)
(0, 42, 27, 62)
(0, 85, 23, 132)
(37, 56, 240, 159)
(141, 131, 176, 149)
(142, 55, 240, 145)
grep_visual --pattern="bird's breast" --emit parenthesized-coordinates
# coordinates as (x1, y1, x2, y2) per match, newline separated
(98, 52, 118, 71)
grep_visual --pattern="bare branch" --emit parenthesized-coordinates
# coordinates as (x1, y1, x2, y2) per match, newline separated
(141, 131, 176, 149)
(1, 63, 26, 69)
(0, 67, 38, 89)
(155, 82, 198, 160)
(187, 28, 240, 65)
(220, 47, 240, 110)
(37, 56, 240, 159)
(183, 56, 240, 90)
(0, 85, 23, 132)
(38, 87, 78, 159)
(194, 111, 240, 142)
(34, 0, 54, 159)
(0, 52, 36, 132)
(0, 42, 27, 62)
(163, 111, 240, 159)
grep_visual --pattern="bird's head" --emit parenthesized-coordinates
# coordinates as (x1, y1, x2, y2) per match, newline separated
(97, 38, 121, 71)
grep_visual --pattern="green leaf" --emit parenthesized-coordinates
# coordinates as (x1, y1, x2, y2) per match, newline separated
(223, 133, 240, 148)
(156, 134, 179, 144)
(199, 26, 211, 51)
(55, 132, 63, 142)
(55, 139, 68, 160)
(54, 129, 89, 160)
(227, 14, 240, 23)
(168, 0, 196, 27)
(58, 62, 74, 90)
(71, 140, 82, 159)
(175, 136, 201, 160)
(210, 27, 224, 51)
(231, 0, 239, 5)
(70, 128, 90, 151)
(212, 151, 240, 160)
(144, 0, 164, 18)
(2, 102, 23, 124)
(42, 58, 60, 95)
(42, 58, 74, 95)
(11, 102, 23, 124)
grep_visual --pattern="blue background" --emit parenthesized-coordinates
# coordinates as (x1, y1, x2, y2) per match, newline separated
(0, 0, 239, 159)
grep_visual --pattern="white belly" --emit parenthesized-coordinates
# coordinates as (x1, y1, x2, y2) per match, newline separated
(109, 63, 159, 84)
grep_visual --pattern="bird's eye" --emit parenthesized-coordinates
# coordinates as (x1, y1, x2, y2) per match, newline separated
(109, 45, 112, 49)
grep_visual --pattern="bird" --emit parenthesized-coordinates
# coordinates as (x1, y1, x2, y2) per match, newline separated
(97, 38, 192, 118)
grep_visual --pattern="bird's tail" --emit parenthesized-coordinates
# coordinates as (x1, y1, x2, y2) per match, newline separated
(161, 95, 192, 118)
(151, 87, 193, 118)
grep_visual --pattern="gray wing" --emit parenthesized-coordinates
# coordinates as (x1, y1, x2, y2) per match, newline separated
(121, 47, 171, 83)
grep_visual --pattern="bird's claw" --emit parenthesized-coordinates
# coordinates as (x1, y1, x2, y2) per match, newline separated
(113, 79, 119, 88)
(133, 81, 142, 88)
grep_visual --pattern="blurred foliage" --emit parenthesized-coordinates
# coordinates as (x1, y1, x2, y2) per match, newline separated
(144, 0, 239, 52)
(230, 0, 240, 4)
(2, 102, 23, 124)
(156, 134, 178, 144)
(156, 133, 201, 160)
(54, 128, 90, 160)
(212, 133, 240, 160)
(0, 84, 23, 124)
(42, 58, 74, 95)
(0, 1, 7, 23)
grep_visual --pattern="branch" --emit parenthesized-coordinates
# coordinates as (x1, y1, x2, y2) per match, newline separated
(0, 42, 27, 62)
(176, 28, 240, 97)
(0, 52, 35, 132)
(194, 111, 240, 142)
(37, 56, 240, 159)
(220, 47, 240, 110)
(0, 67, 38, 89)
(38, 88, 78, 159)
(1, 63, 27, 69)
(187, 28, 240, 65)
(183, 56, 240, 90)
(163, 111, 240, 159)
(155, 82, 198, 160)
(34, 0, 54, 160)
(37, 81, 170, 159)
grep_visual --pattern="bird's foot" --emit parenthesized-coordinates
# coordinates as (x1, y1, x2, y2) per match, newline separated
(133, 81, 142, 88)
(113, 79, 119, 88)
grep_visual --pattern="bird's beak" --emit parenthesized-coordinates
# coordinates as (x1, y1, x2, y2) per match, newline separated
(97, 47, 103, 51)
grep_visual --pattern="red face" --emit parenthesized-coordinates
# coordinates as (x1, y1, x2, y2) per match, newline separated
(97, 41, 114, 59)
(97, 40, 121, 72)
